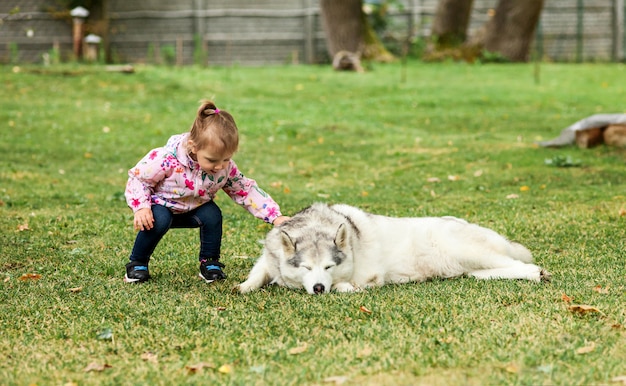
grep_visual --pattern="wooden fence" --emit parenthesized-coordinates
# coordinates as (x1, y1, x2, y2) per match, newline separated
(1, 0, 624, 64)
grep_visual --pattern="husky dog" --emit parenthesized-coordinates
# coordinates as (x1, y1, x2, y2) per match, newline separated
(238, 203, 550, 295)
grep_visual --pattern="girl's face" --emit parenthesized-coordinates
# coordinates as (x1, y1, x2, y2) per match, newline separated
(191, 145, 233, 174)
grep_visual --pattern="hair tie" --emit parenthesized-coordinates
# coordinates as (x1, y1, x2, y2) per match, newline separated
(214, 108, 220, 115)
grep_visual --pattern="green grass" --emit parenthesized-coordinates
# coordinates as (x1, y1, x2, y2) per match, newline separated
(1, 61, 625, 385)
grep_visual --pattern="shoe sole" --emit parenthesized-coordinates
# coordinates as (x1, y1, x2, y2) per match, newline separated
(198, 273, 217, 283)
(124, 274, 148, 283)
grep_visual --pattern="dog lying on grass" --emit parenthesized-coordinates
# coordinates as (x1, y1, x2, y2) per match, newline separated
(239, 203, 551, 294)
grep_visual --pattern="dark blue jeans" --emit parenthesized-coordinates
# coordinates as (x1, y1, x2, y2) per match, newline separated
(129, 201, 222, 264)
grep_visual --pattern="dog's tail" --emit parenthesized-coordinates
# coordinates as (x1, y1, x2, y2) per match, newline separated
(509, 242, 533, 263)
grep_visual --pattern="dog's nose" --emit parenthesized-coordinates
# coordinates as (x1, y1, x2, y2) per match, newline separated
(313, 284, 325, 294)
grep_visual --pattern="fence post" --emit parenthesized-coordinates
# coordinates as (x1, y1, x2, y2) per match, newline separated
(303, 0, 315, 64)
(615, 0, 625, 61)
(576, 0, 584, 62)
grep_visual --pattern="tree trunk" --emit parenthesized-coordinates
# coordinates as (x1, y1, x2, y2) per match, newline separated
(431, 0, 475, 48)
(320, 0, 364, 57)
(481, 0, 544, 62)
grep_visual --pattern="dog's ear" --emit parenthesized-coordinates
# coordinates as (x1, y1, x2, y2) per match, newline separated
(334, 223, 348, 250)
(280, 230, 296, 255)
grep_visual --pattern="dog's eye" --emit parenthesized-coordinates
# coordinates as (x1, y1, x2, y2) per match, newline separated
(324, 265, 335, 270)
(301, 265, 312, 271)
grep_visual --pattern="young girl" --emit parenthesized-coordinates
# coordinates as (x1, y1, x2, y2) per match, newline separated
(124, 101, 290, 283)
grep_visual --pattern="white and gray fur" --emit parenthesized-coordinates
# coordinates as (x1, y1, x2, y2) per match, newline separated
(238, 203, 550, 294)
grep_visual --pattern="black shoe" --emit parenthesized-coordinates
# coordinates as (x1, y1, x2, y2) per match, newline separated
(124, 261, 150, 283)
(199, 260, 227, 283)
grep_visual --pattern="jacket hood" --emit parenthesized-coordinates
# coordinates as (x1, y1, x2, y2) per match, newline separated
(165, 133, 198, 170)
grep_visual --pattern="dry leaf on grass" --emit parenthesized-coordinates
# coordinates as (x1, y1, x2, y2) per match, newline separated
(568, 304, 602, 315)
(18, 273, 41, 281)
(288, 343, 308, 355)
(427, 177, 441, 183)
(357, 347, 373, 358)
(505, 363, 520, 373)
(618, 208, 626, 217)
(506, 194, 519, 199)
(68, 287, 83, 293)
(84, 362, 112, 372)
(324, 375, 349, 384)
(359, 305, 372, 314)
(185, 362, 215, 373)
(592, 285, 609, 294)
(141, 352, 158, 363)
(218, 364, 233, 374)
(561, 293, 573, 303)
(612, 375, 626, 385)
(17, 223, 30, 231)
(575, 342, 596, 355)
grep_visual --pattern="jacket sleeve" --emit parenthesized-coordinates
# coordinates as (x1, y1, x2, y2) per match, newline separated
(222, 162, 282, 223)
(125, 149, 169, 213)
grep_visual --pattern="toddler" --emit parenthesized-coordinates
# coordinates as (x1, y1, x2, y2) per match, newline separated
(124, 101, 289, 283)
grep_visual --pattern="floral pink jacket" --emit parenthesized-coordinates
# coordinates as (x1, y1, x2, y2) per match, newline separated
(125, 133, 283, 223)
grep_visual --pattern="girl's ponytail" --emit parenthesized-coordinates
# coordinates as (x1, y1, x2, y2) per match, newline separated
(198, 101, 219, 118)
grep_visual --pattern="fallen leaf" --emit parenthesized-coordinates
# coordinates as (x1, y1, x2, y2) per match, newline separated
(505, 363, 519, 373)
(427, 177, 441, 183)
(218, 364, 233, 374)
(592, 285, 609, 294)
(361, 191, 368, 197)
(561, 293, 573, 303)
(84, 362, 112, 372)
(612, 375, 626, 385)
(18, 273, 41, 281)
(473, 169, 483, 177)
(568, 304, 602, 315)
(17, 223, 30, 231)
(575, 342, 596, 355)
(215, 306, 227, 311)
(430, 190, 437, 198)
(357, 347, 373, 358)
(324, 375, 349, 384)
(288, 343, 308, 355)
(185, 362, 215, 373)
(359, 305, 372, 314)
(506, 194, 519, 199)
(68, 287, 83, 293)
(520, 185, 530, 192)
(619, 208, 626, 217)
(3, 276, 9, 283)
(447, 175, 460, 181)
(141, 352, 158, 363)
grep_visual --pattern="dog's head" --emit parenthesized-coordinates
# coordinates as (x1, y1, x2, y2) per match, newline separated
(266, 223, 353, 294)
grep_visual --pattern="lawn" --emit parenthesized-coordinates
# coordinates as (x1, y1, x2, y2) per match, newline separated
(1, 61, 625, 385)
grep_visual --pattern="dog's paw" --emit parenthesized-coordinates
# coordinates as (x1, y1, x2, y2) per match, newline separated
(540, 269, 552, 283)
(238, 281, 258, 294)
(333, 282, 359, 293)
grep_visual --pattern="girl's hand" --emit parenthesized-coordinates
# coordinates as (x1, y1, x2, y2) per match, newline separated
(134, 208, 154, 231)
(272, 216, 291, 226)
